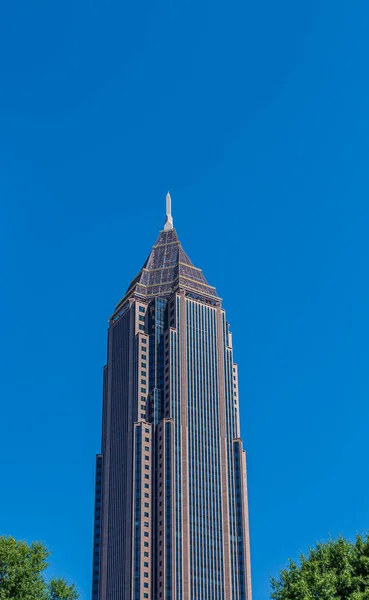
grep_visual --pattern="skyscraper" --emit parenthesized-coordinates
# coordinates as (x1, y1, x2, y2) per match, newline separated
(92, 195, 252, 600)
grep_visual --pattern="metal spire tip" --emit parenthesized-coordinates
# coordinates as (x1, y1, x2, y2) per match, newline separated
(164, 191, 174, 230)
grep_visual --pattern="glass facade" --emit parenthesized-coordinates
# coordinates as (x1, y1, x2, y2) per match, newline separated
(186, 299, 223, 598)
(92, 220, 252, 600)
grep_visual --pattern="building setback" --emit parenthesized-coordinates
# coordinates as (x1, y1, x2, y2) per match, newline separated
(92, 195, 252, 600)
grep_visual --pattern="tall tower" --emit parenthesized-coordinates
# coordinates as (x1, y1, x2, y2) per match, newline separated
(92, 195, 252, 600)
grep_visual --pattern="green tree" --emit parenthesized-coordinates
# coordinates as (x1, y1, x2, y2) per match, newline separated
(271, 534, 369, 600)
(0, 536, 78, 600)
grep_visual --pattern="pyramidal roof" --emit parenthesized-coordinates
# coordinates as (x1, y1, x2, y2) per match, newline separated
(116, 194, 219, 308)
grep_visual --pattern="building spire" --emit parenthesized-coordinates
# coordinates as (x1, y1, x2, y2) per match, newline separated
(164, 191, 174, 230)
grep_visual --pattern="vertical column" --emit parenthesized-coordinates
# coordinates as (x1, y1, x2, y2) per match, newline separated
(179, 291, 190, 600)
(216, 306, 232, 600)
(232, 363, 241, 439)
(172, 298, 182, 600)
(137, 329, 149, 422)
(99, 329, 113, 600)
(225, 342, 239, 600)
(125, 301, 136, 598)
(164, 329, 171, 419)
(132, 422, 153, 600)
(233, 440, 252, 600)
(156, 418, 175, 599)
(240, 448, 252, 600)
(100, 303, 136, 600)
(91, 454, 102, 600)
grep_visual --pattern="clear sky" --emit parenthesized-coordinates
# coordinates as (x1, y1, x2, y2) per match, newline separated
(1, 1, 369, 599)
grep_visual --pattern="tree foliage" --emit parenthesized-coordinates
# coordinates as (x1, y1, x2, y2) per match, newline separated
(271, 534, 369, 600)
(0, 536, 78, 600)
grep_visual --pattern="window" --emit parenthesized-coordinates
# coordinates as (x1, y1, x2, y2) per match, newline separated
(144, 484, 149, 489)
(142, 338, 147, 344)
(141, 371, 147, 377)
(141, 363, 147, 369)
(141, 388, 146, 393)
(145, 474, 149, 479)
(141, 379, 146, 385)
(139, 306, 145, 313)
(144, 541, 148, 547)
(144, 532, 149, 537)
(144, 502, 149, 507)
(145, 446, 149, 452)
(139, 325, 145, 331)
(144, 512, 149, 517)
(144, 561, 149, 567)
(139, 315, 145, 322)
(145, 455, 149, 461)
(141, 413, 146, 419)
(141, 354, 147, 360)
(145, 437, 149, 442)
(141, 404, 146, 410)
(145, 428, 149, 433)
(144, 551, 149, 557)
(144, 492, 149, 498)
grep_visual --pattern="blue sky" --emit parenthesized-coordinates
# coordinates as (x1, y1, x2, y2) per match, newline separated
(1, 1, 369, 598)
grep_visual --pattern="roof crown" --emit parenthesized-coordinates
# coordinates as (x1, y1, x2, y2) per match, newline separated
(116, 195, 219, 308)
